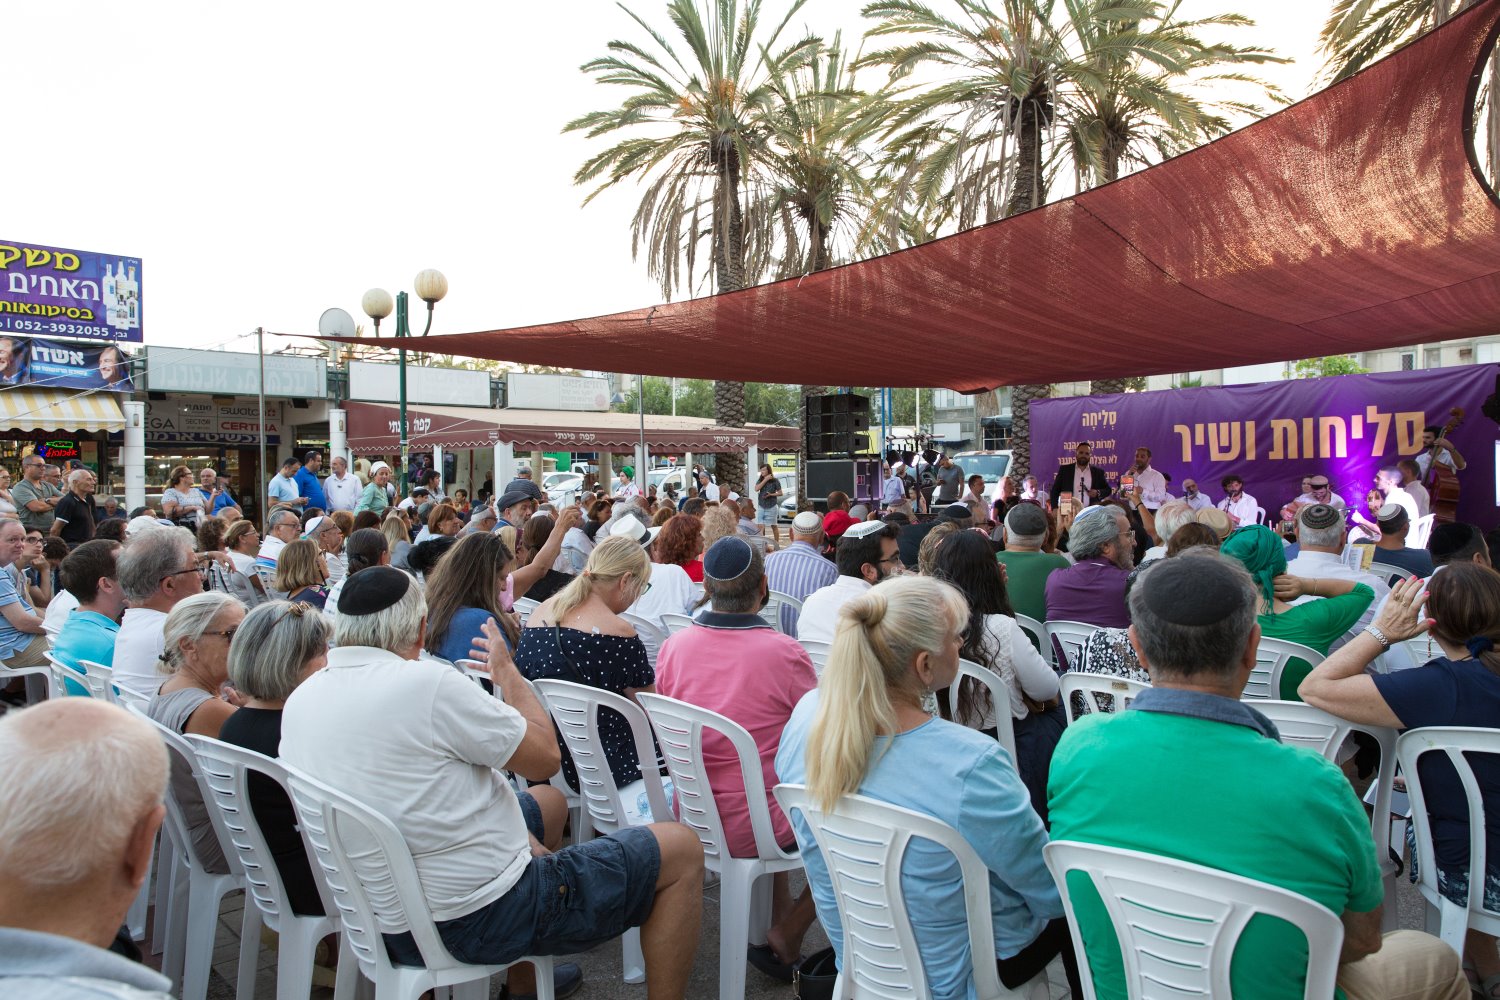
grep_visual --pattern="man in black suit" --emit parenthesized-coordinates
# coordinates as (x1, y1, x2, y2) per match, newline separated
(1048, 441, 1110, 510)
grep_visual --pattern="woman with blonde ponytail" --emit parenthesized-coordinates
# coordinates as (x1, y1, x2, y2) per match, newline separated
(775, 575, 1080, 1000)
(514, 535, 660, 799)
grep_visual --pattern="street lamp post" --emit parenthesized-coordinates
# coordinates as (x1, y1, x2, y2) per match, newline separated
(611, 374, 648, 488)
(362, 270, 448, 493)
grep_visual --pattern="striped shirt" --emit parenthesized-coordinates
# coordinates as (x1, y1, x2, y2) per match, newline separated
(764, 541, 838, 634)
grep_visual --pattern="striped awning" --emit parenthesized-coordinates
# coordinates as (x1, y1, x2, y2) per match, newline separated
(0, 388, 126, 432)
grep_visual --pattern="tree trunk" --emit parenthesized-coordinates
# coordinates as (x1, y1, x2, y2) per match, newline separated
(713, 141, 749, 492)
(1091, 378, 1128, 396)
(1006, 92, 1052, 482)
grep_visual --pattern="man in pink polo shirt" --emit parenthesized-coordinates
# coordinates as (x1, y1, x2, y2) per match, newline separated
(655, 535, 820, 983)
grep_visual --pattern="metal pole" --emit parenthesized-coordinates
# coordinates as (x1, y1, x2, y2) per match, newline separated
(257, 326, 267, 528)
(397, 291, 410, 495)
(671, 376, 677, 417)
(639, 373, 647, 482)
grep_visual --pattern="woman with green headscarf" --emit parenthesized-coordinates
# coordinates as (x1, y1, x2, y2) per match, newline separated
(1220, 524, 1374, 699)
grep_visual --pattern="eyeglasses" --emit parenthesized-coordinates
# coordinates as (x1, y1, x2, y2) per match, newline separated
(1310, 483, 1330, 490)
(875, 554, 904, 566)
(159, 567, 202, 585)
(205, 627, 239, 642)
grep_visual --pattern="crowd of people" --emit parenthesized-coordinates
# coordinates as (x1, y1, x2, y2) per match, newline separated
(0, 440, 1495, 1000)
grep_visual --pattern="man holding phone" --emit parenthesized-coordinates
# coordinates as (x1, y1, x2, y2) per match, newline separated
(1049, 442, 1109, 510)
(1122, 447, 1169, 511)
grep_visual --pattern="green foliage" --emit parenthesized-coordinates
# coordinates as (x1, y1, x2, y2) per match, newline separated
(612, 377, 803, 425)
(1319, 0, 1440, 83)
(1284, 355, 1369, 379)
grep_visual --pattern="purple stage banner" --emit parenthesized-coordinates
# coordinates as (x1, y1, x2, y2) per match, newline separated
(1029, 366, 1500, 526)
(0, 239, 143, 343)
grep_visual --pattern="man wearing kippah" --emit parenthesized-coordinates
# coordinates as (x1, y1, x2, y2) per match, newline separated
(1354, 504, 1434, 578)
(1285, 503, 1388, 638)
(765, 510, 838, 634)
(997, 503, 1068, 627)
(1049, 554, 1468, 1000)
(282, 566, 705, 1000)
(797, 520, 902, 645)
(657, 537, 820, 981)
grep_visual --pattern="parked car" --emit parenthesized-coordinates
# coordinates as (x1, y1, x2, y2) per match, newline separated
(776, 472, 798, 522)
(951, 449, 1013, 499)
(648, 466, 693, 497)
(544, 473, 584, 508)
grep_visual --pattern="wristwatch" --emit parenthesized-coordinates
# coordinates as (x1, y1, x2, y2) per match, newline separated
(1363, 624, 1391, 649)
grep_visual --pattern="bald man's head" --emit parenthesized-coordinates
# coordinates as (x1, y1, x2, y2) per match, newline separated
(0, 700, 166, 889)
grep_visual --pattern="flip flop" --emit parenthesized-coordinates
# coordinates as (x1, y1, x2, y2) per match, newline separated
(747, 943, 798, 983)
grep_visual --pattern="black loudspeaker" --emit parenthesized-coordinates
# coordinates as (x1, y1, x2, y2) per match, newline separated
(804, 394, 873, 457)
(806, 458, 883, 506)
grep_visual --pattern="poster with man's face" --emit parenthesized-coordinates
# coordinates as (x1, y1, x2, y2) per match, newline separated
(0, 334, 133, 391)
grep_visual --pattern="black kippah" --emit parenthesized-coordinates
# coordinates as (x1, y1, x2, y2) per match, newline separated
(337, 565, 412, 616)
(1141, 557, 1245, 626)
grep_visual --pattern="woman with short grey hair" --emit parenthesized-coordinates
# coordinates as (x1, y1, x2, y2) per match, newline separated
(219, 601, 332, 916)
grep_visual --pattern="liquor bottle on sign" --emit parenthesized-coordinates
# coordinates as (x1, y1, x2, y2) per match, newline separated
(124, 266, 139, 329)
(110, 263, 128, 331)
(101, 260, 117, 314)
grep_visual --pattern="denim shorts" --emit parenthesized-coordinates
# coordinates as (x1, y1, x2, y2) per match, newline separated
(756, 504, 779, 525)
(384, 809, 662, 968)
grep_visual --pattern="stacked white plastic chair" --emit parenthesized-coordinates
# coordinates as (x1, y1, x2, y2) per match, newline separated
(1397, 726, 1500, 954)
(638, 693, 803, 1000)
(188, 736, 357, 1000)
(284, 765, 556, 1000)
(773, 785, 1047, 999)
(534, 678, 673, 984)
(1044, 841, 1342, 1000)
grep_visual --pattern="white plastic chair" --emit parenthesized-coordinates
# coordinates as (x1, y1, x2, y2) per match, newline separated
(77, 657, 122, 703)
(773, 785, 1047, 1000)
(1044, 840, 1343, 1000)
(189, 736, 357, 1000)
(534, 678, 672, 985)
(283, 765, 556, 1000)
(1254, 700, 1400, 926)
(799, 638, 832, 676)
(1396, 726, 1500, 954)
(130, 709, 252, 1000)
(761, 590, 803, 636)
(1410, 513, 1436, 549)
(1059, 672, 1150, 723)
(1014, 613, 1047, 662)
(1367, 561, 1418, 585)
(621, 611, 668, 668)
(1245, 637, 1324, 701)
(1043, 621, 1101, 673)
(0, 658, 62, 702)
(943, 659, 1017, 760)
(512, 596, 540, 626)
(1253, 505, 1267, 525)
(638, 693, 803, 1000)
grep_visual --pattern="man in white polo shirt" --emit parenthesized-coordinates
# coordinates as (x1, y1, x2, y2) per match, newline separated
(280, 567, 704, 1000)
(322, 455, 362, 512)
(796, 520, 902, 648)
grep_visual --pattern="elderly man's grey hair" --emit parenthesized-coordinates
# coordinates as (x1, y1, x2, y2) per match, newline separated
(66, 468, 92, 489)
(1127, 551, 1259, 679)
(1068, 505, 1125, 560)
(333, 572, 427, 652)
(1297, 506, 1346, 549)
(0, 700, 167, 887)
(117, 525, 198, 603)
(1152, 499, 1194, 545)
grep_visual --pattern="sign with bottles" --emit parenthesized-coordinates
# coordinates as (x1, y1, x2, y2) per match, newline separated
(0, 334, 133, 392)
(0, 240, 143, 343)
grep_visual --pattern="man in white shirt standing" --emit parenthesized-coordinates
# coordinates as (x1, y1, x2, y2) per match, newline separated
(1216, 474, 1259, 527)
(322, 455, 362, 512)
(280, 567, 704, 1000)
(698, 470, 721, 503)
(1126, 447, 1169, 512)
(797, 521, 902, 646)
(112, 527, 204, 700)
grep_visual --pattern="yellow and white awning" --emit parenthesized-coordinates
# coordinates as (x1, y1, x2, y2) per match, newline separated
(0, 387, 126, 432)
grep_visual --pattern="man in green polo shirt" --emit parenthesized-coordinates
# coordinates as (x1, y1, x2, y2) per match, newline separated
(995, 502, 1066, 629)
(1048, 552, 1465, 1000)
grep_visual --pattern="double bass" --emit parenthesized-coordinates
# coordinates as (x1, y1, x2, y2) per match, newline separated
(1425, 407, 1464, 524)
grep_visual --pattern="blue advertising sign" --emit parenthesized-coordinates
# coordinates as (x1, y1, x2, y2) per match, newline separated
(0, 334, 134, 392)
(0, 240, 143, 343)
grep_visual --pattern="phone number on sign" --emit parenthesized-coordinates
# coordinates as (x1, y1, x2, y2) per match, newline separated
(0, 317, 119, 339)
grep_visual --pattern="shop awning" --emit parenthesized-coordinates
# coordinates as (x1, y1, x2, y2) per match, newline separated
(0, 388, 126, 432)
(306, 0, 1500, 391)
(345, 401, 798, 455)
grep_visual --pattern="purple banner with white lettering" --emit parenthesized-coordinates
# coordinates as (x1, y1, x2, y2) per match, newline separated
(0, 240, 143, 343)
(1030, 365, 1500, 527)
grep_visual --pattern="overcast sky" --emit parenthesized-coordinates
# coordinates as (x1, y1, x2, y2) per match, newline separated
(8, 1, 1331, 356)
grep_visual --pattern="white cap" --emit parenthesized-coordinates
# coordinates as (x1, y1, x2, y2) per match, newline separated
(844, 520, 890, 539)
(792, 511, 823, 533)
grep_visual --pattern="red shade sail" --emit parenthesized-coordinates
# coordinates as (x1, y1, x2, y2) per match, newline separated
(312, 1, 1500, 391)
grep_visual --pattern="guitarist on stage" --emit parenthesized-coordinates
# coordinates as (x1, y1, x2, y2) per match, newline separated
(1417, 424, 1466, 479)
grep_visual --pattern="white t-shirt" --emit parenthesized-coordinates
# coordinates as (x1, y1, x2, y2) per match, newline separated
(323, 472, 362, 512)
(43, 589, 80, 634)
(280, 647, 531, 921)
(628, 562, 695, 622)
(112, 607, 168, 699)
(796, 576, 873, 646)
(1217, 492, 1259, 526)
(702, 482, 722, 502)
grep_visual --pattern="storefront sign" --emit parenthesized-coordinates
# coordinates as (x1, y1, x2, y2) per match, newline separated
(1030, 365, 1500, 522)
(506, 373, 609, 411)
(348, 360, 491, 407)
(0, 240, 143, 343)
(144, 399, 284, 445)
(144, 347, 326, 398)
(0, 334, 133, 391)
(35, 438, 81, 462)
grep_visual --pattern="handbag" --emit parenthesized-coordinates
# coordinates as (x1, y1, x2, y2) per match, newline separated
(793, 947, 838, 1000)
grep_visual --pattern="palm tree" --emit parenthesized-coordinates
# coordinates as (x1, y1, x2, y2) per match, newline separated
(565, 0, 819, 491)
